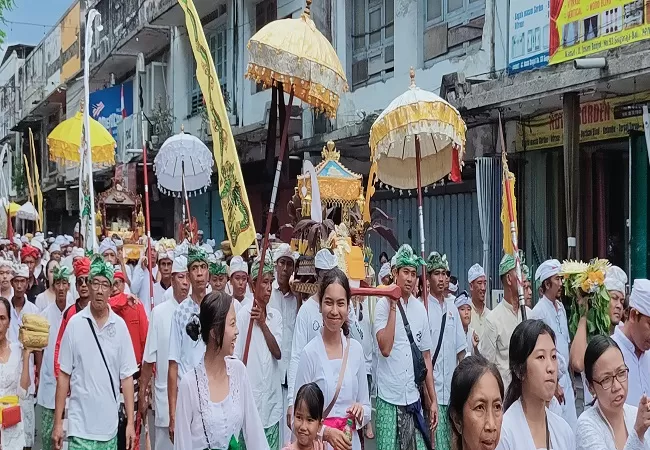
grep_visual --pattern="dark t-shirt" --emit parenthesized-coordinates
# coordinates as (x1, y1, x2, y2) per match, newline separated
(26, 276, 45, 304)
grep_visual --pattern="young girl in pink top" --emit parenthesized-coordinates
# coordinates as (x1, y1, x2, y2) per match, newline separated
(283, 383, 325, 450)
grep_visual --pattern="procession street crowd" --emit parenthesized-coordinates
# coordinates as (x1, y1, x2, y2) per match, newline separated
(0, 232, 648, 450)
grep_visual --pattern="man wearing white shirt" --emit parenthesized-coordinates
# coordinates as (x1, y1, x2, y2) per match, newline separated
(530, 258, 578, 429)
(99, 238, 132, 292)
(611, 278, 650, 406)
(480, 254, 531, 390)
(268, 243, 298, 445)
(235, 254, 283, 448)
(229, 256, 249, 309)
(10, 263, 41, 448)
(426, 252, 466, 449)
(167, 245, 209, 442)
(285, 248, 337, 428)
(53, 255, 138, 450)
(374, 244, 437, 450)
(468, 262, 490, 338)
(38, 265, 73, 450)
(139, 255, 189, 450)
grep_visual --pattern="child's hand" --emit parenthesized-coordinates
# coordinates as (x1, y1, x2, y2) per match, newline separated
(312, 440, 325, 450)
(323, 427, 352, 450)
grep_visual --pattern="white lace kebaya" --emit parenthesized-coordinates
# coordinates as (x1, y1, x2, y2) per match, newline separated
(173, 357, 269, 450)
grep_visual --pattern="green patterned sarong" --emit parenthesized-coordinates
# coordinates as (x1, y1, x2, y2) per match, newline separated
(239, 422, 280, 450)
(68, 436, 117, 450)
(375, 397, 427, 450)
(40, 406, 55, 450)
(434, 405, 451, 450)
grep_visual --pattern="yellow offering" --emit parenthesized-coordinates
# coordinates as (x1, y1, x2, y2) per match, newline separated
(19, 314, 49, 350)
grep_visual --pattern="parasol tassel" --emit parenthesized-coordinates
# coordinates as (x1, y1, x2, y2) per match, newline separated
(450, 145, 462, 183)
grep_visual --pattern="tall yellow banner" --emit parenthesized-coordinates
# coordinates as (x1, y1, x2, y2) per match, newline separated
(177, 0, 256, 256)
(29, 129, 44, 231)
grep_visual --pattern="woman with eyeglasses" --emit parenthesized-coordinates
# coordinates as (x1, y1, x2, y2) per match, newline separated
(496, 319, 574, 450)
(576, 335, 650, 450)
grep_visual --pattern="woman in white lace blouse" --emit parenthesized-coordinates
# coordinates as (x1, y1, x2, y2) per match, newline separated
(174, 291, 269, 450)
(576, 335, 650, 450)
(0, 296, 33, 450)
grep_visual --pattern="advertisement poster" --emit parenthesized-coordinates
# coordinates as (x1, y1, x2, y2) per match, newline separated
(549, 0, 650, 64)
(89, 81, 134, 139)
(516, 91, 650, 150)
(508, 0, 550, 73)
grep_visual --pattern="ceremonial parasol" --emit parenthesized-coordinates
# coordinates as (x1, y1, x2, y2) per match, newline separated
(369, 68, 466, 308)
(241, 0, 348, 364)
(155, 128, 214, 243)
(153, 130, 213, 197)
(17, 202, 39, 221)
(46, 108, 116, 165)
(5, 202, 19, 217)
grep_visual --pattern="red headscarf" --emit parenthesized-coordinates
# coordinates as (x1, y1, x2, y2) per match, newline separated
(20, 244, 40, 261)
(114, 271, 126, 282)
(73, 257, 91, 277)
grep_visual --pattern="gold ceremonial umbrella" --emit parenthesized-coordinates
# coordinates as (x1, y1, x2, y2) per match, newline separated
(245, 0, 348, 118)
(5, 202, 19, 217)
(369, 68, 467, 310)
(242, 0, 348, 364)
(46, 106, 116, 165)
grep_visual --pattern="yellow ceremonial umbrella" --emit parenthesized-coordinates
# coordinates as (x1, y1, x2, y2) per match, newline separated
(369, 68, 467, 310)
(5, 202, 19, 217)
(246, 0, 348, 118)
(46, 107, 116, 165)
(241, 0, 348, 364)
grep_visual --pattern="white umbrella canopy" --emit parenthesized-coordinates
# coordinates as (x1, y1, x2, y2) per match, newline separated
(369, 68, 466, 189)
(154, 131, 214, 197)
(17, 201, 39, 221)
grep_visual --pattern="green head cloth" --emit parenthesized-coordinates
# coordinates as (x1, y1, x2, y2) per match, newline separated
(426, 251, 449, 273)
(499, 254, 516, 276)
(89, 254, 114, 284)
(250, 254, 274, 280)
(187, 245, 209, 268)
(209, 261, 228, 276)
(52, 265, 71, 282)
(394, 244, 425, 270)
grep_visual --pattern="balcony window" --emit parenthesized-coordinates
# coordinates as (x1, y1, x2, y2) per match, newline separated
(190, 26, 228, 117)
(351, 0, 394, 90)
(425, 0, 484, 26)
(254, 0, 277, 93)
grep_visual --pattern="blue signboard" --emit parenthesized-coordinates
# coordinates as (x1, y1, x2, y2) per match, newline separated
(89, 81, 134, 139)
(508, 0, 550, 74)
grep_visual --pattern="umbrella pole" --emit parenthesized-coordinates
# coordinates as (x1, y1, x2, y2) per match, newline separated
(142, 129, 154, 311)
(242, 87, 295, 365)
(181, 162, 194, 243)
(415, 136, 428, 311)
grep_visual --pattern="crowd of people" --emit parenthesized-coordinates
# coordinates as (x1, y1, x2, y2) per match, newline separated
(0, 231, 648, 450)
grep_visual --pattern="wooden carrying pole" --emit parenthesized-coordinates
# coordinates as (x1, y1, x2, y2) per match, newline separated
(242, 89, 294, 365)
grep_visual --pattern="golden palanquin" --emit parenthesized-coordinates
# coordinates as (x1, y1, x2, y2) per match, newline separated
(95, 178, 145, 244)
(296, 140, 366, 226)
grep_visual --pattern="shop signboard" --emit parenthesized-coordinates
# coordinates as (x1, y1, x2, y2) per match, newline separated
(549, 0, 650, 65)
(508, 0, 550, 73)
(516, 91, 650, 150)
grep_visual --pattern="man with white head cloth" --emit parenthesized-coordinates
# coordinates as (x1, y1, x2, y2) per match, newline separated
(0, 258, 13, 299)
(99, 238, 131, 289)
(228, 256, 250, 312)
(530, 259, 577, 429)
(285, 248, 338, 429)
(570, 265, 629, 405)
(378, 262, 392, 286)
(140, 255, 189, 450)
(611, 278, 650, 406)
(467, 263, 489, 339)
(269, 243, 299, 444)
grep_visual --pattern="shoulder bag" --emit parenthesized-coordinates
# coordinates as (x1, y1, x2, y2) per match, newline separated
(86, 318, 128, 450)
(323, 336, 351, 418)
(396, 302, 427, 385)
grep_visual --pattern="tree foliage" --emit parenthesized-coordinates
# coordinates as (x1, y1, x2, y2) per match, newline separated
(0, 0, 14, 45)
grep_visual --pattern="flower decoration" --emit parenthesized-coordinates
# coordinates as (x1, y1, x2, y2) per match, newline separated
(561, 258, 611, 340)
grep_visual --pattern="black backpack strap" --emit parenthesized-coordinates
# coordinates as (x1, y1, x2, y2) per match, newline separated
(432, 312, 447, 364)
(86, 318, 116, 400)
